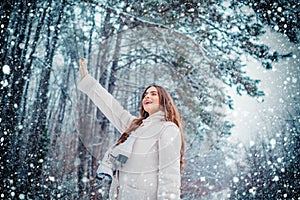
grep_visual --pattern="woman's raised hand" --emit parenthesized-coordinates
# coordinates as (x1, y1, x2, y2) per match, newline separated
(78, 58, 88, 78)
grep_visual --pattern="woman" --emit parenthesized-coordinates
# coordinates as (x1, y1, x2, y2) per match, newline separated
(78, 59, 184, 200)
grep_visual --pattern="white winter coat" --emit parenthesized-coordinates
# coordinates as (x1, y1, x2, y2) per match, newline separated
(78, 74, 182, 200)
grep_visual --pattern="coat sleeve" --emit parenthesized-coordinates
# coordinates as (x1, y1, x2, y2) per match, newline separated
(157, 123, 182, 200)
(78, 74, 135, 133)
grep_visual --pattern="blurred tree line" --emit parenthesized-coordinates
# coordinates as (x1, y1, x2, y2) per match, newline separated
(229, 97, 300, 199)
(0, 0, 298, 199)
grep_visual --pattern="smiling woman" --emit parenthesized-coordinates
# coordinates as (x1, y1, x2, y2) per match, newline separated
(77, 59, 185, 200)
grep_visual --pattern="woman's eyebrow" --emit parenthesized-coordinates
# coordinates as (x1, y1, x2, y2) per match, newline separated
(143, 90, 157, 96)
(148, 90, 157, 94)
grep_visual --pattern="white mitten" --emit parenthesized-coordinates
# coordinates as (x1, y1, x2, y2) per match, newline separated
(97, 149, 114, 177)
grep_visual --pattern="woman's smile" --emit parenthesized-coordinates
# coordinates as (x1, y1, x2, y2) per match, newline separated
(142, 86, 160, 115)
(144, 99, 152, 104)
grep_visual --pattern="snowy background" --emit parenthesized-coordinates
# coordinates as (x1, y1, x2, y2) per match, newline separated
(228, 29, 300, 143)
(0, 1, 299, 199)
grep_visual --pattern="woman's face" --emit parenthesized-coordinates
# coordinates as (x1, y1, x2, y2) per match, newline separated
(142, 86, 161, 115)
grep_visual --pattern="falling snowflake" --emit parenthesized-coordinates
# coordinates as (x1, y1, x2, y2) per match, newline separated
(272, 176, 279, 181)
(2, 65, 10, 75)
(233, 177, 239, 183)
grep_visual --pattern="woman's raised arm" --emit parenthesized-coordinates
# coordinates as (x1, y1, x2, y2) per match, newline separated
(77, 59, 135, 133)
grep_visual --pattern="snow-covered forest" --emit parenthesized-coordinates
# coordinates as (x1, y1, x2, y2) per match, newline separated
(0, 0, 299, 199)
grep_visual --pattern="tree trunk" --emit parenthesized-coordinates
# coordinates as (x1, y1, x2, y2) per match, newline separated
(0, 1, 40, 197)
(23, 0, 65, 197)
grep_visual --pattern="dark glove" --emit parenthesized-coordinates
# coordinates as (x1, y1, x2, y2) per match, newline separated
(90, 173, 112, 200)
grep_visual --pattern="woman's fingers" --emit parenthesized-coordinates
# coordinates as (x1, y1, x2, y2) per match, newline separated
(78, 58, 88, 78)
(78, 58, 86, 69)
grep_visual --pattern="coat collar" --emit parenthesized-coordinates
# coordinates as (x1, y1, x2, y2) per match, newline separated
(142, 110, 165, 125)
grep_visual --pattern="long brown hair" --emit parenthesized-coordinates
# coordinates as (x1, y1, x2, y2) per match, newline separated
(116, 85, 185, 168)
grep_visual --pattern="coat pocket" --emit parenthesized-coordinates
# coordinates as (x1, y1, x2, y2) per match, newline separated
(118, 184, 146, 200)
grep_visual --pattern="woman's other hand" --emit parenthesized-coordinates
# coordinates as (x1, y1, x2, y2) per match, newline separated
(78, 58, 88, 78)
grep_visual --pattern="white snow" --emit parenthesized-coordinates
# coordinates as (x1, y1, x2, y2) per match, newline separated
(2, 65, 10, 75)
(277, 7, 283, 12)
(249, 187, 256, 195)
(273, 175, 279, 181)
(270, 138, 276, 149)
(233, 176, 239, 183)
(231, 26, 239, 33)
(82, 176, 89, 183)
(49, 26, 55, 31)
(274, 25, 279, 31)
(126, 7, 131, 12)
